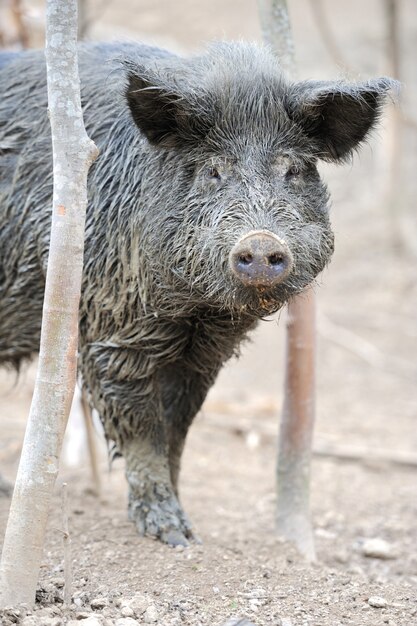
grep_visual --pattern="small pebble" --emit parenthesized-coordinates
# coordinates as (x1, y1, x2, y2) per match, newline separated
(120, 593, 148, 617)
(120, 606, 135, 618)
(77, 617, 103, 626)
(2, 608, 21, 622)
(368, 596, 388, 608)
(91, 598, 108, 610)
(143, 604, 159, 623)
(35, 608, 61, 619)
(361, 538, 397, 560)
(334, 550, 349, 564)
(39, 619, 61, 626)
(21, 618, 40, 626)
(51, 577, 65, 589)
(115, 619, 139, 626)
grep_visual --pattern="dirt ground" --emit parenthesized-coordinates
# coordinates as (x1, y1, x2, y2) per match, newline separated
(1, 1, 416, 625)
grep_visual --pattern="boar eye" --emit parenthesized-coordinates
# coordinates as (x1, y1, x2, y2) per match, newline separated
(207, 166, 221, 181)
(286, 165, 300, 179)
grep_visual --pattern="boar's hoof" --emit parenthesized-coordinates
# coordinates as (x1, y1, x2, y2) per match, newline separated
(128, 483, 194, 547)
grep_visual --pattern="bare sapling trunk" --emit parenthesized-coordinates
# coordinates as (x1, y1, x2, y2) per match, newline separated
(0, 0, 98, 607)
(258, 0, 296, 74)
(61, 483, 72, 607)
(81, 389, 102, 495)
(384, 0, 408, 255)
(0, 474, 12, 497)
(258, 0, 317, 561)
(11, 0, 29, 48)
(276, 292, 316, 561)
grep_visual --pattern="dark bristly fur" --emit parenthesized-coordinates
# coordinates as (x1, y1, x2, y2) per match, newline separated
(0, 42, 395, 542)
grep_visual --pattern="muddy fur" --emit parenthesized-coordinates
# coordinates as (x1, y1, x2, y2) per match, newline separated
(0, 42, 394, 543)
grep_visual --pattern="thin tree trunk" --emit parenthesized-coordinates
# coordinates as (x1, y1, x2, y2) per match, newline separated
(276, 292, 316, 561)
(0, 0, 98, 607)
(81, 389, 102, 496)
(78, 0, 89, 39)
(258, 0, 316, 561)
(0, 474, 12, 497)
(384, 0, 410, 255)
(11, 0, 29, 48)
(258, 0, 296, 74)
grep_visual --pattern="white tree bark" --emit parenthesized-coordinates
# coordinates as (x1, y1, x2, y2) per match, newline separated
(258, 0, 316, 561)
(0, 0, 98, 607)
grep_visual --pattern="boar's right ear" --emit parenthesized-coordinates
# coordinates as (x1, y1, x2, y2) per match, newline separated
(290, 78, 398, 162)
(125, 66, 207, 149)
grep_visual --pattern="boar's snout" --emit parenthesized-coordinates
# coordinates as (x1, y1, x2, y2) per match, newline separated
(229, 230, 293, 288)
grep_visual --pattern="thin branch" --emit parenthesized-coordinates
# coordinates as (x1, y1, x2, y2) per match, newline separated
(313, 441, 417, 469)
(0, 474, 12, 497)
(258, 0, 296, 75)
(78, 0, 113, 39)
(385, 0, 400, 79)
(62, 483, 72, 607)
(203, 416, 417, 469)
(317, 314, 417, 381)
(11, 0, 29, 48)
(219, 617, 255, 626)
(81, 388, 102, 496)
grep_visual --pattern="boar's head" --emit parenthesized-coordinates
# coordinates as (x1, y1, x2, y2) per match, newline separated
(124, 43, 395, 317)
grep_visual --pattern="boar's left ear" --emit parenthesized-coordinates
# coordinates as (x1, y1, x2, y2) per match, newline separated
(290, 78, 397, 162)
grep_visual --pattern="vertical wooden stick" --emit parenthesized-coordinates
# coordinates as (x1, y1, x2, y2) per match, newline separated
(0, 0, 98, 607)
(258, 0, 316, 561)
(62, 483, 73, 607)
(0, 473, 12, 497)
(258, 0, 296, 74)
(11, 0, 29, 48)
(81, 389, 102, 496)
(276, 291, 316, 561)
(384, 0, 406, 254)
(78, 0, 89, 40)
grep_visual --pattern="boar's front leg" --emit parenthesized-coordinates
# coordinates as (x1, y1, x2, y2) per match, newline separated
(160, 363, 220, 496)
(81, 344, 193, 546)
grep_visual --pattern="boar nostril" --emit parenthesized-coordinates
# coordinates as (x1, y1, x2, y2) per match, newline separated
(238, 253, 253, 265)
(267, 253, 284, 266)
